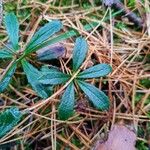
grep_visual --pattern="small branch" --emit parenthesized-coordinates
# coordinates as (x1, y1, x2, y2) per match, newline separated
(103, 0, 144, 28)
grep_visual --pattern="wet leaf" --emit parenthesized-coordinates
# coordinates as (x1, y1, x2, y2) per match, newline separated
(58, 82, 75, 120)
(73, 37, 88, 71)
(78, 64, 112, 79)
(25, 20, 63, 54)
(0, 62, 17, 93)
(21, 59, 50, 99)
(4, 13, 19, 50)
(39, 67, 70, 85)
(77, 80, 109, 110)
(0, 107, 22, 138)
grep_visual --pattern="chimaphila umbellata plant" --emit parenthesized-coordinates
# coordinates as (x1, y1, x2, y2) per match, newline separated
(0, 12, 63, 98)
(0, 12, 64, 138)
(0, 13, 64, 138)
(39, 37, 112, 120)
(0, 13, 111, 138)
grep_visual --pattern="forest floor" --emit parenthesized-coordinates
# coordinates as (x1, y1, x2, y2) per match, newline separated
(0, 0, 150, 150)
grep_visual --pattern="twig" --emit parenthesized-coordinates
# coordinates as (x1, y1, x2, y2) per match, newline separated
(103, 0, 144, 28)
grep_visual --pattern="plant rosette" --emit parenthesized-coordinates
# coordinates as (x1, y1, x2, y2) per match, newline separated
(39, 37, 112, 120)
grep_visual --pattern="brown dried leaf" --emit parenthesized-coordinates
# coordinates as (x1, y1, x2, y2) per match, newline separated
(94, 124, 136, 150)
(37, 43, 65, 61)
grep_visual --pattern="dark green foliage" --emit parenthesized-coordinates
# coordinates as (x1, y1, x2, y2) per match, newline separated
(4, 13, 19, 51)
(1, 13, 62, 96)
(40, 37, 111, 120)
(25, 20, 63, 54)
(127, 0, 136, 8)
(1, 12, 100, 95)
(136, 141, 149, 150)
(78, 64, 112, 78)
(0, 48, 13, 59)
(73, 37, 88, 71)
(140, 78, 150, 89)
(0, 107, 22, 137)
(58, 82, 75, 120)
(0, 62, 17, 92)
(77, 80, 109, 110)
(39, 67, 70, 85)
(21, 59, 51, 99)
(1, 13, 111, 121)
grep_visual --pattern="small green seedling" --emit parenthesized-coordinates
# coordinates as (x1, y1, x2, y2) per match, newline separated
(39, 37, 112, 120)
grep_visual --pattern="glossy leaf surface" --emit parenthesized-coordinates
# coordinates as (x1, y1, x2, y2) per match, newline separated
(0, 63, 17, 93)
(25, 21, 62, 54)
(39, 67, 70, 85)
(0, 49, 13, 59)
(4, 13, 19, 50)
(58, 82, 75, 120)
(0, 107, 22, 138)
(78, 64, 112, 78)
(77, 80, 109, 110)
(72, 37, 88, 71)
(22, 60, 50, 99)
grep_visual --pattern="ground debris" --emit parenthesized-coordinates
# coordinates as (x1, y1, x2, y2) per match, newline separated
(37, 43, 65, 61)
(103, 0, 144, 28)
(93, 124, 136, 150)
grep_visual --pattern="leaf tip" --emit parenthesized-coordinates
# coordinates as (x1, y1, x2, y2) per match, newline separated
(73, 37, 88, 71)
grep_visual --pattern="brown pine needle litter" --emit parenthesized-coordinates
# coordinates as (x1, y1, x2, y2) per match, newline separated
(0, 0, 150, 149)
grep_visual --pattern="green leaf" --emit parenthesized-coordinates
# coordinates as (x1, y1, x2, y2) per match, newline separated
(21, 59, 50, 99)
(39, 67, 70, 85)
(58, 82, 75, 120)
(78, 64, 112, 79)
(77, 80, 109, 110)
(14, 10, 123, 58)
(0, 63, 17, 93)
(25, 20, 63, 54)
(73, 37, 88, 71)
(4, 13, 19, 50)
(22, 28, 79, 57)
(0, 107, 22, 138)
(0, 48, 13, 59)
